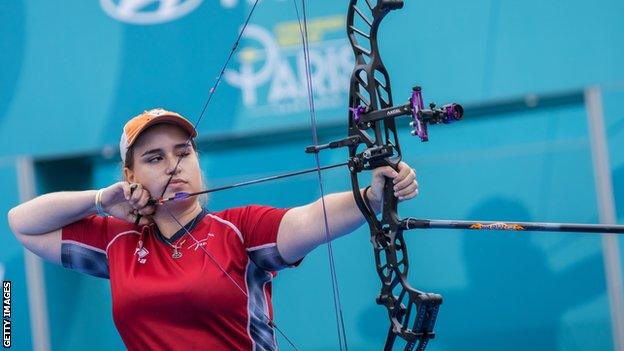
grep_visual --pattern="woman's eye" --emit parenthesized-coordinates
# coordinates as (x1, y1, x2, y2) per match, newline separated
(177, 152, 191, 158)
(148, 156, 163, 163)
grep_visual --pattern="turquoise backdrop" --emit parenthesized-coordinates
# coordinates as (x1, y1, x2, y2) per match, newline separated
(0, 0, 623, 350)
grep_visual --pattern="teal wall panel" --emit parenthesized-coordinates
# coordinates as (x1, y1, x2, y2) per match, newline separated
(1, 0, 624, 157)
(0, 160, 33, 351)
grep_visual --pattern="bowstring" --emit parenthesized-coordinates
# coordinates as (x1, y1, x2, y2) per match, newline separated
(155, 0, 300, 349)
(291, 0, 349, 350)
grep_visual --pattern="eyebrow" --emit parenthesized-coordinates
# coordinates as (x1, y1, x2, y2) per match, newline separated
(140, 143, 192, 157)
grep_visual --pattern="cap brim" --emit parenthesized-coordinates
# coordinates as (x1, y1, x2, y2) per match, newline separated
(127, 114, 197, 148)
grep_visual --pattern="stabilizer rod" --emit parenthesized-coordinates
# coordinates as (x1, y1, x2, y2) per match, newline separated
(401, 218, 624, 234)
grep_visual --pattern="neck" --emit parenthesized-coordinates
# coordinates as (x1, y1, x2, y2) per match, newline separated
(153, 201, 203, 239)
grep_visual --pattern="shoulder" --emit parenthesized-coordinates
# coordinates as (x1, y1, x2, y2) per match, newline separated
(66, 214, 139, 231)
(208, 205, 290, 234)
(61, 215, 141, 279)
(62, 215, 140, 244)
(211, 205, 290, 222)
(199, 209, 245, 243)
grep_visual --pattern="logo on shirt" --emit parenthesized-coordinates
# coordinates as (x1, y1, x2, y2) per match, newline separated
(187, 233, 215, 251)
(134, 241, 150, 264)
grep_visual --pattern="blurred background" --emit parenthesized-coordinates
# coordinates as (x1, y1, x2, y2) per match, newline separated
(1, 0, 623, 350)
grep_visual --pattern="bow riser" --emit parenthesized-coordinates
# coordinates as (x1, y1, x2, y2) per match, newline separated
(346, 0, 402, 231)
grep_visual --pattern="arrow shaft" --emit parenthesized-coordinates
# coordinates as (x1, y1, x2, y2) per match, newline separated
(162, 162, 348, 202)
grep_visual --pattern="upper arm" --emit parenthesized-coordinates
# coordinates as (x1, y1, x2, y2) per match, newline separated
(276, 204, 317, 263)
(8, 209, 114, 279)
(12, 228, 62, 265)
(7, 207, 63, 265)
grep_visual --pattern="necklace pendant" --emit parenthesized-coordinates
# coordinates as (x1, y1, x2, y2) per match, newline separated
(172, 249, 182, 259)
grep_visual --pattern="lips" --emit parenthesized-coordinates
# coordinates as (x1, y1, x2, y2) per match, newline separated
(169, 179, 187, 185)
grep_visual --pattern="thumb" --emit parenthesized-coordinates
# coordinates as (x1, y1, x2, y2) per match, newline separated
(374, 166, 398, 181)
(369, 166, 398, 201)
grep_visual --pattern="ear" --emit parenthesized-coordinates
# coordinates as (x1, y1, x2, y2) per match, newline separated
(123, 167, 135, 183)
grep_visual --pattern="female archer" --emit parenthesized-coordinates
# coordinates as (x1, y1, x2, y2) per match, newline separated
(7, 108, 419, 350)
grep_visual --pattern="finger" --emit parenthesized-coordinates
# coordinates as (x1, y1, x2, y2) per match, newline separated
(129, 209, 151, 226)
(134, 213, 142, 226)
(126, 209, 139, 223)
(393, 169, 416, 192)
(134, 191, 152, 209)
(122, 183, 133, 201)
(375, 166, 399, 180)
(137, 205, 157, 216)
(396, 181, 419, 200)
(393, 162, 413, 184)
(138, 215, 153, 226)
(128, 183, 144, 204)
(398, 190, 418, 201)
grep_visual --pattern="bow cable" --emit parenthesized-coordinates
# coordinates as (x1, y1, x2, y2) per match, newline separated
(291, 0, 349, 349)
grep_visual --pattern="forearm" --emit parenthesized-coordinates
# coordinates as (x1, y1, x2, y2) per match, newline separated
(278, 188, 378, 262)
(308, 188, 376, 240)
(8, 190, 98, 235)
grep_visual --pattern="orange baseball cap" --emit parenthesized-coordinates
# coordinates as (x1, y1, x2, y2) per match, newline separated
(119, 108, 197, 164)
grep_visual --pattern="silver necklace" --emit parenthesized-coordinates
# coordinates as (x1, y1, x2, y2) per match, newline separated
(167, 239, 187, 259)
(164, 216, 197, 259)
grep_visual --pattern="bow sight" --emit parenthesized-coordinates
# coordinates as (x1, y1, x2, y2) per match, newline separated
(306, 87, 463, 172)
(349, 86, 463, 142)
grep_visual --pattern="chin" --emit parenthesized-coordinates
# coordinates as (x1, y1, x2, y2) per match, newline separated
(169, 196, 199, 209)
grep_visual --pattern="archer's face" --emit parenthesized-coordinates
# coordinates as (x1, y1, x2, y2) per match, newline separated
(125, 123, 203, 202)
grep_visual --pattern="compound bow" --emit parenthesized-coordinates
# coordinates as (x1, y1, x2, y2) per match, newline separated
(306, 1, 461, 350)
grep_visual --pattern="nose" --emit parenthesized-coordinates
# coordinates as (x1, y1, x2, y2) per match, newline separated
(166, 158, 182, 176)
